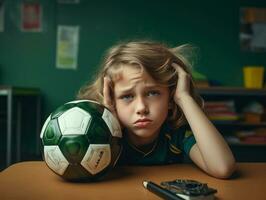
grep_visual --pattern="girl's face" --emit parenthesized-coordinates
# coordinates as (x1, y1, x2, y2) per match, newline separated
(113, 65, 170, 146)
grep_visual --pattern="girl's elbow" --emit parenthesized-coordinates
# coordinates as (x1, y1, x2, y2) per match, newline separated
(213, 160, 236, 179)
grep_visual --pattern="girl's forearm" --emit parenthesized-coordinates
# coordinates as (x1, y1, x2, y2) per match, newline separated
(177, 95, 235, 175)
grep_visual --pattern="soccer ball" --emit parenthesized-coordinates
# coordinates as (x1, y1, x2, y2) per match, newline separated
(40, 100, 122, 181)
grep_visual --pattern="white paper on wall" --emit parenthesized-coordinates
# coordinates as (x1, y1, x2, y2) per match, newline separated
(56, 25, 79, 70)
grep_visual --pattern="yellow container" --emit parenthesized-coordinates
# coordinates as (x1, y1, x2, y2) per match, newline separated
(243, 66, 264, 88)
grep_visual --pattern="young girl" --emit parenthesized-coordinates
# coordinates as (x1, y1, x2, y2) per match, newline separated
(77, 40, 236, 179)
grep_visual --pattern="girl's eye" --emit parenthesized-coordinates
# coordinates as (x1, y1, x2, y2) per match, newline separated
(121, 94, 134, 101)
(147, 90, 160, 97)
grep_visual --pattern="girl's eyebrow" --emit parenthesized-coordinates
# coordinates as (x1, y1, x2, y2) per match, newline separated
(117, 88, 133, 94)
(116, 84, 162, 94)
(115, 86, 134, 95)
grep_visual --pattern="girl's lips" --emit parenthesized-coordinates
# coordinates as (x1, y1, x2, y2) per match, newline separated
(134, 119, 152, 128)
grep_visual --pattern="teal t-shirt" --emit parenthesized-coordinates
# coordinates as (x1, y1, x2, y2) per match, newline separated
(118, 123, 196, 165)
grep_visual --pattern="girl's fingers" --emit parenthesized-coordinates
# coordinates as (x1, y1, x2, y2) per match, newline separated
(172, 63, 191, 82)
(172, 62, 192, 104)
(103, 77, 119, 119)
(172, 63, 187, 76)
(103, 77, 113, 110)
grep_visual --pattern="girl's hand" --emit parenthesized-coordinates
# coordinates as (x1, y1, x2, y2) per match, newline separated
(172, 63, 192, 105)
(103, 77, 117, 118)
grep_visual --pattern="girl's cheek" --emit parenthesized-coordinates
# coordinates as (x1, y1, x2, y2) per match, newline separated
(116, 110, 125, 121)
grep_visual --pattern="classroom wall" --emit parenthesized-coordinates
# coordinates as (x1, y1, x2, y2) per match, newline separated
(0, 0, 266, 119)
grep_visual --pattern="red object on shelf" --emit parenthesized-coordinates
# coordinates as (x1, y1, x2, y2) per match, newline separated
(241, 135, 266, 144)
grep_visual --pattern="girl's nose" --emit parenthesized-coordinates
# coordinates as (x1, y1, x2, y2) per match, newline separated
(136, 97, 149, 115)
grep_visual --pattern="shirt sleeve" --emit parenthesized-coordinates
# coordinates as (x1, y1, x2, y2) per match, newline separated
(182, 130, 196, 155)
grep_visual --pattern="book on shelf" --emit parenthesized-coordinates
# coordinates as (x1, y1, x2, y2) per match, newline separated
(204, 101, 239, 122)
(237, 129, 266, 144)
(227, 129, 266, 145)
(241, 135, 266, 144)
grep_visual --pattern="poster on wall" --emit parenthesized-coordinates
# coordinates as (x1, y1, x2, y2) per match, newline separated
(0, 0, 4, 32)
(240, 8, 266, 52)
(56, 25, 79, 70)
(21, 2, 42, 32)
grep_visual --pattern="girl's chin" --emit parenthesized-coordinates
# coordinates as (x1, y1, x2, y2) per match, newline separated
(128, 129, 159, 140)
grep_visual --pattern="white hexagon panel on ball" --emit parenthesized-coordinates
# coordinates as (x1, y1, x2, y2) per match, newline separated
(81, 144, 111, 175)
(102, 108, 122, 138)
(44, 146, 69, 175)
(58, 107, 91, 135)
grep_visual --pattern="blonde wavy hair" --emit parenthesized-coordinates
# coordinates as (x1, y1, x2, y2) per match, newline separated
(77, 40, 203, 128)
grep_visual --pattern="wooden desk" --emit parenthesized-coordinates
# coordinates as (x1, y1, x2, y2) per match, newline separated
(0, 162, 265, 200)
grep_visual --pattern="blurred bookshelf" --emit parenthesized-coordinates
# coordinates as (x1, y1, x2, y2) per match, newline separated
(197, 87, 266, 162)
